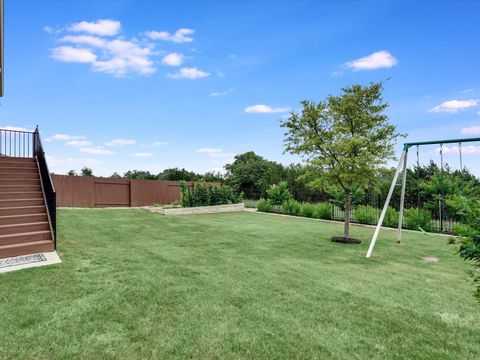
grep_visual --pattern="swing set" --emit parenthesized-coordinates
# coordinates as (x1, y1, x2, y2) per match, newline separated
(366, 136, 480, 258)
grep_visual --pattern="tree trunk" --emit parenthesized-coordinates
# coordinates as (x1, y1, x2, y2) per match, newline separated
(344, 191, 351, 239)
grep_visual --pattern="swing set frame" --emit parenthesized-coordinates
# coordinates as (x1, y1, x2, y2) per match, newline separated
(366, 136, 480, 258)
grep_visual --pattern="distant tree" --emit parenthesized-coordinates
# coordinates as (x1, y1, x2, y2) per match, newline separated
(110, 172, 122, 179)
(203, 171, 225, 183)
(157, 168, 201, 181)
(123, 170, 157, 180)
(67, 169, 77, 176)
(282, 82, 403, 239)
(224, 151, 284, 198)
(80, 167, 94, 177)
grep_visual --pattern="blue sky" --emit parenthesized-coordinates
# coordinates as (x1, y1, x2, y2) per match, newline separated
(2, 0, 480, 176)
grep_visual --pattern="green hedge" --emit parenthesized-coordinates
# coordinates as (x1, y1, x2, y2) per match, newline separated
(180, 180, 242, 207)
(403, 208, 432, 231)
(313, 203, 332, 220)
(257, 198, 273, 212)
(355, 205, 377, 225)
(282, 199, 301, 216)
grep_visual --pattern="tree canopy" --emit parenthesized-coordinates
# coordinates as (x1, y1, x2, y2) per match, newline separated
(281, 82, 404, 238)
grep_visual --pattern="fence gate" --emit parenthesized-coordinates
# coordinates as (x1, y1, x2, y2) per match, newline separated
(94, 180, 131, 207)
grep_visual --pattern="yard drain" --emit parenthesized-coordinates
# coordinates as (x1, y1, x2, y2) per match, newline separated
(0, 253, 47, 269)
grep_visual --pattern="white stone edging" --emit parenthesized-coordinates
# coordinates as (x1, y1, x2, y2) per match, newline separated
(148, 203, 245, 216)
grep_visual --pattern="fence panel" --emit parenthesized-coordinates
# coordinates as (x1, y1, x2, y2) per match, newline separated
(52, 175, 207, 208)
(94, 179, 131, 207)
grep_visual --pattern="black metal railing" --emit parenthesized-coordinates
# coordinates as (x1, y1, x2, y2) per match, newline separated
(244, 198, 458, 234)
(0, 128, 34, 157)
(33, 127, 57, 248)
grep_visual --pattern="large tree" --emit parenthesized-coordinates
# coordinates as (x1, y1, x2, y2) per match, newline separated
(225, 151, 284, 198)
(157, 168, 201, 181)
(281, 82, 403, 239)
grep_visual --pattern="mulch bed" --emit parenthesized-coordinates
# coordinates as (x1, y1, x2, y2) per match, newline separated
(331, 236, 361, 244)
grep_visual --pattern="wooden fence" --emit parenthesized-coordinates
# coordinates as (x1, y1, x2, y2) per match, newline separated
(52, 175, 202, 208)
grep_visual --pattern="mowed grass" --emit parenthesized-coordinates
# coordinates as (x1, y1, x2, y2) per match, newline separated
(1, 209, 479, 359)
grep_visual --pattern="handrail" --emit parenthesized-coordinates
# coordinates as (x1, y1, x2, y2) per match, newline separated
(33, 127, 57, 248)
(0, 128, 34, 157)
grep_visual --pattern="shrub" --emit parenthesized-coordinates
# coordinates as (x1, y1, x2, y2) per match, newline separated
(191, 181, 210, 206)
(266, 181, 292, 205)
(181, 182, 241, 207)
(257, 198, 273, 212)
(299, 202, 315, 218)
(403, 208, 432, 232)
(383, 206, 399, 228)
(179, 180, 192, 207)
(314, 202, 332, 220)
(208, 185, 222, 205)
(282, 199, 301, 216)
(355, 205, 377, 225)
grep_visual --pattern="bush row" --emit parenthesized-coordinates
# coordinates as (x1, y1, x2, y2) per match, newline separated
(180, 181, 243, 207)
(257, 198, 333, 220)
(258, 199, 433, 231)
(353, 205, 432, 230)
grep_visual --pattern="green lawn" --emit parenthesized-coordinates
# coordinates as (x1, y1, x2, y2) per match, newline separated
(1, 209, 479, 359)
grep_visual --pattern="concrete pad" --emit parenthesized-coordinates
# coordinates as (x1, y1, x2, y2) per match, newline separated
(0, 251, 62, 274)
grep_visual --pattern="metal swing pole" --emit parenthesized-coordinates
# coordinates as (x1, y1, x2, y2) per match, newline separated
(440, 144, 444, 232)
(396, 149, 408, 243)
(366, 148, 407, 258)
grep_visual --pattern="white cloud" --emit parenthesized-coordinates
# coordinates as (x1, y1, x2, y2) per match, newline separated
(46, 155, 103, 170)
(168, 67, 210, 80)
(0, 126, 33, 132)
(244, 104, 290, 113)
(79, 146, 114, 155)
(59, 35, 107, 47)
(197, 148, 222, 155)
(146, 28, 194, 43)
(44, 25, 62, 35)
(162, 53, 184, 66)
(131, 152, 153, 157)
(461, 126, 480, 135)
(65, 140, 92, 148)
(105, 138, 136, 147)
(345, 50, 398, 71)
(210, 88, 234, 97)
(51, 46, 97, 63)
(331, 71, 344, 77)
(51, 24, 155, 77)
(144, 141, 169, 147)
(429, 99, 479, 113)
(91, 39, 155, 76)
(461, 89, 475, 94)
(70, 19, 121, 36)
(196, 148, 235, 160)
(440, 145, 480, 155)
(47, 134, 86, 141)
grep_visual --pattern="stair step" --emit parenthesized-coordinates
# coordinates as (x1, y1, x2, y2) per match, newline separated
(0, 206, 47, 216)
(0, 213, 48, 226)
(0, 162, 37, 169)
(0, 240, 54, 258)
(0, 172, 39, 179)
(0, 185, 42, 192)
(0, 198, 45, 208)
(0, 230, 52, 246)
(0, 156, 35, 162)
(0, 222, 50, 236)
(0, 191, 43, 200)
(0, 167, 38, 174)
(0, 179, 40, 186)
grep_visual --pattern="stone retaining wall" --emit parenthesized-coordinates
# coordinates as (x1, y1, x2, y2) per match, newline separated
(149, 203, 245, 215)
